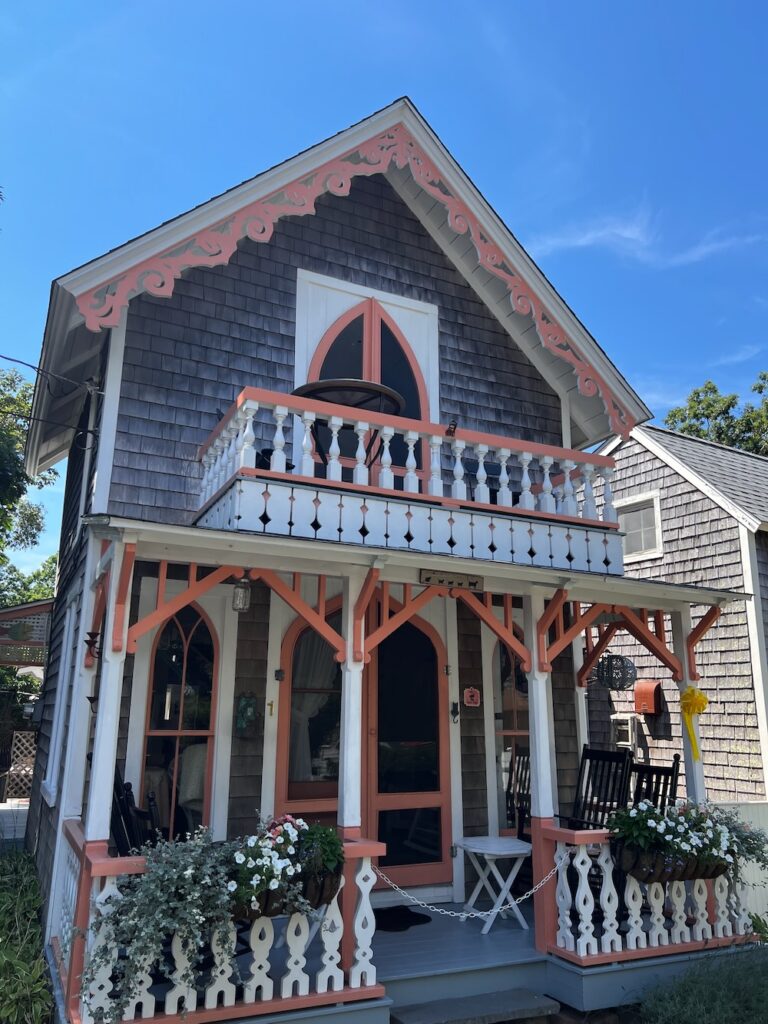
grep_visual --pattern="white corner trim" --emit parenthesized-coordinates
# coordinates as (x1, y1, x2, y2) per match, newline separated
(91, 310, 127, 514)
(615, 489, 664, 563)
(632, 427, 761, 533)
(738, 524, 768, 795)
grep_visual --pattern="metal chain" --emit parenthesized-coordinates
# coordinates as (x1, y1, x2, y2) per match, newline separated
(372, 862, 559, 920)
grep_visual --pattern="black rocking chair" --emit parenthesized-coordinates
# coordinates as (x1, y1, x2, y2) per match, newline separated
(110, 763, 161, 856)
(565, 744, 634, 829)
(630, 753, 681, 811)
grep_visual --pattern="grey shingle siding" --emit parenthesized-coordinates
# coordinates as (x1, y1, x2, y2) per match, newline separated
(109, 174, 562, 524)
(640, 426, 768, 526)
(588, 437, 764, 802)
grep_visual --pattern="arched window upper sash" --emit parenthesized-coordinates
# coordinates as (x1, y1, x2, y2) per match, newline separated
(307, 298, 431, 486)
(140, 603, 219, 838)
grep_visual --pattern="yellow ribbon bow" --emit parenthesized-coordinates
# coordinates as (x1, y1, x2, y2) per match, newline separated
(680, 686, 708, 761)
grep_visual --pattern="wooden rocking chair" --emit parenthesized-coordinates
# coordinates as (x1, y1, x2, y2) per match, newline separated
(109, 761, 161, 856)
(630, 754, 681, 811)
(565, 745, 634, 829)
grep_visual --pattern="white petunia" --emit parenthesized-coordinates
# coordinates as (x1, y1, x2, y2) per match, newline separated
(648, 820, 657, 829)
(287, 846, 295, 855)
(234, 851, 245, 864)
(247, 836, 257, 847)
(246, 858, 255, 869)
(269, 879, 279, 890)
(629, 809, 638, 818)
(227, 880, 237, 892)
(286, 866, 295, 876)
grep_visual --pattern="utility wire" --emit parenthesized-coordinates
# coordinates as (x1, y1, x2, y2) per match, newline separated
(0, 353, 104, 396)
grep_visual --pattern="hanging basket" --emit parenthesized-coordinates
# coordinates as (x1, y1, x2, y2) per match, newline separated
(594, 652, 637, 692)
(232, 868, 343, 921)
(611, 841, 728, 883)
(302, 867, 343, 909)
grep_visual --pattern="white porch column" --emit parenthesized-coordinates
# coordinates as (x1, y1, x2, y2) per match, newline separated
(523, 590, 558, 819)
(572, 640, 590, 751)
(337, 568, 367, 835)
(671, 605, 707, 803)
(84, 540, 129, 841)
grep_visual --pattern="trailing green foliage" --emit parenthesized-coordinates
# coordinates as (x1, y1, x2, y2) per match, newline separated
(0, 852, 53, 1024)
(640, 948, 768, 1024)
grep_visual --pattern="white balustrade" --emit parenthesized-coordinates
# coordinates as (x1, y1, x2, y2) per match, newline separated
(552, 836, 753, 961)
(77, 852, 381, 1023)
(198, 390, 620, 529)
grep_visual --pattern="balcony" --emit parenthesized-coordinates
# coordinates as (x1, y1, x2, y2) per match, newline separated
(195, 388, 623, 575)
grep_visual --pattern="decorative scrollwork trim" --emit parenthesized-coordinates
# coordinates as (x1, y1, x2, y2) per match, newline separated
(75, 123, 634, 436)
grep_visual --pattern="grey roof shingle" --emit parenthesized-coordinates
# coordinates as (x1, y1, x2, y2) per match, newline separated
(639, 425, 768, 526)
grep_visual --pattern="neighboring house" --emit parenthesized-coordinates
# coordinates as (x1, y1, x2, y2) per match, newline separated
(24, 100, 756, 1022)
(588, 426, 768, 803)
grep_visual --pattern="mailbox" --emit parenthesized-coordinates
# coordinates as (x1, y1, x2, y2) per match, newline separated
(635, 679, 662, 716)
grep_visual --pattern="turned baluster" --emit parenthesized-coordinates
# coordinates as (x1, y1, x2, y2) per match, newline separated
(300, 411, 316, 477)
(270, 406, 288, 473)
(404, 431, 419, 493)
(475, 444, 490, 503)
(581, 464, 598, 520)
(599, 466, 618, 523)
(553, 485, 564, 515)
(353, 422, 370, 486)
(240, 411, 256, 470)
(497, 448, 512, 507)
(517, 453, 535, 510)
(379, 427, 395, 489)
(201, 450, 214, 501)
(561, 458, 577, 516)
(327, 416, 343, 482)
(451, 439, 467, 499)
(538, 455, 555, 513)
(428, 435, 443, 496)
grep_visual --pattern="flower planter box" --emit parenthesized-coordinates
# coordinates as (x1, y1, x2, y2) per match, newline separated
(233, 867, 343, 920)
(612, 840, 729, 883)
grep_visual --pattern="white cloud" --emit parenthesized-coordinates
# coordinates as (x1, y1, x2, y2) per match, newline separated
(710, 344, 762, 367)
(527, 208, 767, 269)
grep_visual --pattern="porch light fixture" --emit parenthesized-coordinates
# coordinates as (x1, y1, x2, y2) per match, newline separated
(232, 580, 252, 613)
(594, 651, 637, 692)
(84, 631, 102, 659)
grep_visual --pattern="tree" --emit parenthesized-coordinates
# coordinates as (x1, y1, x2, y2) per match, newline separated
(0, 368, 57, 560)
(665, 372, 768, 456)
(0, 554, 58, 609)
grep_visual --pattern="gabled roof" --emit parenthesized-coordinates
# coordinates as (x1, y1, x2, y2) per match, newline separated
(625, 425, 768, 532)
(27, 98, 651, 473)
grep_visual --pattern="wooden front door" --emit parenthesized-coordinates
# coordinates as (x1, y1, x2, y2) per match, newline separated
(363, 619, 452, 887)
(277, 606, 452, 888)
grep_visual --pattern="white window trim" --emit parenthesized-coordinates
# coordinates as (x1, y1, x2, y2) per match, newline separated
(41, 598, 79, 808)
(615, 490, 663, 563)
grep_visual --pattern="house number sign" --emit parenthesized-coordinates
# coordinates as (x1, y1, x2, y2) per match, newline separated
(463, 687, 481, 708)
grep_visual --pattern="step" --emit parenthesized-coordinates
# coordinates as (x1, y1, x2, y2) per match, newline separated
(390, 989, 560, 1024)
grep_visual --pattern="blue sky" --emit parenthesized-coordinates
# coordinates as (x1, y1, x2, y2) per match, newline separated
(1, 1, 767, 571)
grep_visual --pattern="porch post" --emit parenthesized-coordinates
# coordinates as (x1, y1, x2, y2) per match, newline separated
(571, 639, 590, 750)
(337, 568, 367, 838)
(671, 605, 707, 803)
(523, 590, 558, 954)
(84, 540, 130, 841)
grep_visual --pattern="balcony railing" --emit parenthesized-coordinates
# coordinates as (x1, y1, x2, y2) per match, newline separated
(55, 821, 384, 1024)
(195, 388, 624, 574)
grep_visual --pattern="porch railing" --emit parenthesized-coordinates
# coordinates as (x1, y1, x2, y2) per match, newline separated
(55, 821, 385, 1024)
(197, 387, 618, 527)
(540, 824, 753, 966)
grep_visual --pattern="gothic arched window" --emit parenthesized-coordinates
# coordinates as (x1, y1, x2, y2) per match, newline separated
(142, 604, 217, 838)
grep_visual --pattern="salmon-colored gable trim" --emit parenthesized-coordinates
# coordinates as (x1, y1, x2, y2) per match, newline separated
(75, 123, 634, 438)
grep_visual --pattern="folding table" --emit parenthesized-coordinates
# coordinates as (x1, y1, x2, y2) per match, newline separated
(455, 835, 532, 934)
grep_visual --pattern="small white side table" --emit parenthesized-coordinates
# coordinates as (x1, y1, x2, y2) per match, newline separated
(455, 835, 533, 935)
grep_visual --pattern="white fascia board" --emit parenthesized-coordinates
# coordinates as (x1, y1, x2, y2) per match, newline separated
(89, 515, 746, 609)
(632, 427, 761, 533)
(56, 100, 418, 300)
(50, 98, 647, 433)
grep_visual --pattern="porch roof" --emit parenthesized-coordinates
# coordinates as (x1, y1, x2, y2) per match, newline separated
(85, 514, 748, 611)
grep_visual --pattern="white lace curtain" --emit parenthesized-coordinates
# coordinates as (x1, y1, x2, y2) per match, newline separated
(289, 630, 339, 781)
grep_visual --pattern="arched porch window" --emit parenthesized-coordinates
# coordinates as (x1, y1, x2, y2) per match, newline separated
(141, 604, 217, 838)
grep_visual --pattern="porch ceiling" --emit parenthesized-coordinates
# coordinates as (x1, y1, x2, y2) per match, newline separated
(84, 514, 748, 612)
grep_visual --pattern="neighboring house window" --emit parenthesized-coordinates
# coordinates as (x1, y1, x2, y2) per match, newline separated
(616, 492, 663, 560)
(141, 604, 217, 838)
(492, 641, 530, 833)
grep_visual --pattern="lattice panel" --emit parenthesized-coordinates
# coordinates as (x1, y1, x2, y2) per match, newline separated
(5, 731, 36, 799)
